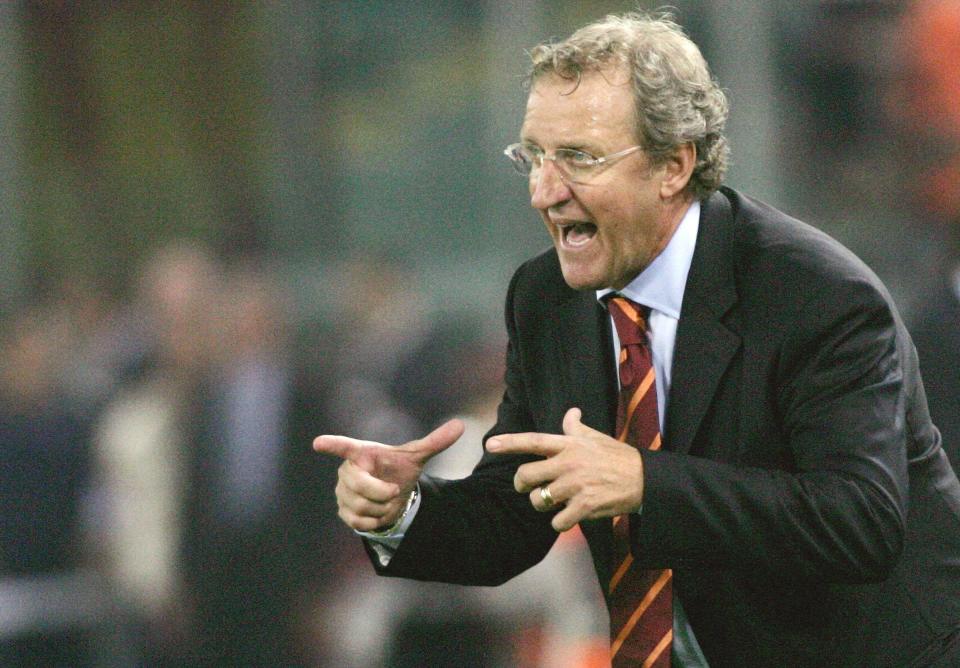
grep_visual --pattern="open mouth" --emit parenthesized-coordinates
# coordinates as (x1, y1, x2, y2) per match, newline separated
(561, 222, 598, 248)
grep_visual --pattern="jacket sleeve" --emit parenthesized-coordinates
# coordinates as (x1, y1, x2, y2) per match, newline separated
(372, 260, 558, 586)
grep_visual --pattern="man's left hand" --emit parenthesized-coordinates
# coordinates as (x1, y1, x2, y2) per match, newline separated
(486, 407, 644, 532)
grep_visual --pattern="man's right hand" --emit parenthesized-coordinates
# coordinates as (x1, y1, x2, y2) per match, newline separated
(312, 419, 465, 532)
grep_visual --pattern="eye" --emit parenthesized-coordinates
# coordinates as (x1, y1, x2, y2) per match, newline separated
(558, 148, 597, 168)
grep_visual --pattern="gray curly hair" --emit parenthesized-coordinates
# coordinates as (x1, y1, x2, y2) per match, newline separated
(526, 11, 729, 199)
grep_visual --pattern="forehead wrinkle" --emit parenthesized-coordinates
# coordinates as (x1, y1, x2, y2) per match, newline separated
(523, 69, 635, 151)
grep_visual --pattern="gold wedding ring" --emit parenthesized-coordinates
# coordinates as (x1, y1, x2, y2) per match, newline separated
(539, 485, 555, 508)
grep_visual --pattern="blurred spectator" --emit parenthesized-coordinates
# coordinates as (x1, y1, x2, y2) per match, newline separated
(324, 252, 430, 444)
(55, 273, 157, 422)
(89, 241, 221, 664)
(892, 0, 960, 217)
(314, 315, 609, 667)
(912, 264, 960, 474)
(90, 243, 347, 665)
(180, 261, 342, 666)
(0, 303, 99, 666)
(892, 0, 960, 473)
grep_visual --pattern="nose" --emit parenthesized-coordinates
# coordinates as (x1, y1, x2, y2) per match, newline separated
(529, 159, 572, 211)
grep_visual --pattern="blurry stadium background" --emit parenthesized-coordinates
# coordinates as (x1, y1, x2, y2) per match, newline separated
(1, 1, 957, 666)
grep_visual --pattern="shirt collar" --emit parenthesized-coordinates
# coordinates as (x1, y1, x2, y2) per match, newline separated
(596, 200, 700, 319)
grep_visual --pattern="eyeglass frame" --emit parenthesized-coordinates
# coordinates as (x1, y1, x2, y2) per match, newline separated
(503, 142, 644, 183)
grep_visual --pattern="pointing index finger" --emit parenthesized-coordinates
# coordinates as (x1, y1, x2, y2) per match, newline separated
(486, 432, 566, 457)
(313, 434, 376, 461)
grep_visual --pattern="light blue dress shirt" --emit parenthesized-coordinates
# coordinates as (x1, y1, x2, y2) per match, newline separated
(598, 201, 709, 666)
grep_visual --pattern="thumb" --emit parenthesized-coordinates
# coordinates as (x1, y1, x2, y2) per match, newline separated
(403, 418, 466, 465)
(562, 407, 594, 436)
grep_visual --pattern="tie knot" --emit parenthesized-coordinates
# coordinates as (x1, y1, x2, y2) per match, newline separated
(607, 296, 648, 347)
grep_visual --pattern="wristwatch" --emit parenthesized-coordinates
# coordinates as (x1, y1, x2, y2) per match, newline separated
(367, 486, 419, 537)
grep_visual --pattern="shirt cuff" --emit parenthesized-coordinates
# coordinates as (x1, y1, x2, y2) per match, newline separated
(358, 484, 422, 566)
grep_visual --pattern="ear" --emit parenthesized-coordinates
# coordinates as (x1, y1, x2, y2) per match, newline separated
(659, 142, 696, 199)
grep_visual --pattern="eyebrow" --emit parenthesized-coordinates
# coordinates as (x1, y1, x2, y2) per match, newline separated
(519, 138, 595, 153)
(518, 131, 538, 145)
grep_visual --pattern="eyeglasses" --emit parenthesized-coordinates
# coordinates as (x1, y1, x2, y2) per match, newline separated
(503, 143, 643, 183)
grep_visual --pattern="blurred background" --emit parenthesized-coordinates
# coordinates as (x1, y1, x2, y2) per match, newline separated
(1, 0, 958, 666)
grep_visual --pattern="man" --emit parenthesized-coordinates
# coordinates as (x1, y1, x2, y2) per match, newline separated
(315, 12, 960, 667)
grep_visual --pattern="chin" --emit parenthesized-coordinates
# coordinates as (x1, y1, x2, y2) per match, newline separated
(559, 265, 604, 291)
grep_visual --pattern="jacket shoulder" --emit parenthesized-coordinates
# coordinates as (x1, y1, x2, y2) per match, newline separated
(720, 187, 887, 295)
(507, 246, 572, 309)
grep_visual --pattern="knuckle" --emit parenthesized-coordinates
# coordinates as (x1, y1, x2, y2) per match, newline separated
(564, 496, 586, 520)
(358, 498, 387, 518)
(359, 517, 381, 532)
(353, 518, 372, 532)
(343, 509, 376, 532)
(578, 491, 597, 513)
(339, 507, 359, 528)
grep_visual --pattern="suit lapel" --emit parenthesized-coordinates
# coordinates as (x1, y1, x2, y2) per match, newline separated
(555, 286, 618, 438)
(549, 271, 619, 587)
(546, 194, 742, 578)
(665, 190, 742, 454)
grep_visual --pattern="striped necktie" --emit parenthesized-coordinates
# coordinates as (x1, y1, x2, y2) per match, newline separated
(606, 295, 672, 668)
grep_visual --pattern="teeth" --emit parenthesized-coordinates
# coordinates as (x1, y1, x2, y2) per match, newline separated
(562, 222, 595, 247)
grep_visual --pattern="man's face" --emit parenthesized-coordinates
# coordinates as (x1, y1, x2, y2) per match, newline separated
(521, 68, 681, 291)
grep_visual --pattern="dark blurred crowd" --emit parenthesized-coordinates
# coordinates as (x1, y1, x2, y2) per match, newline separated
(0, 240, 609, 667)
(1, 242, 333, 666)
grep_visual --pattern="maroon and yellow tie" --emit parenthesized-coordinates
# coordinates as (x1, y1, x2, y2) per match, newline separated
(607, 296, 672, 668)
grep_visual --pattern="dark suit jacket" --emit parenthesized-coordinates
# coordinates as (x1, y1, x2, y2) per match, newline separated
(371, 187, 960, 667)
